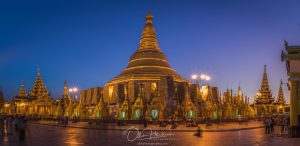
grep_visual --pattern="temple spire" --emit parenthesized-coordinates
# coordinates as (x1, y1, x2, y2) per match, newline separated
(146, 11, 153, 24)
(237, 83, 242, 97)
(30, 67, 49, 99)
(276, 79, 286, 104)
(138, 12, 160, 51)
(63, 80, 68, 97)
(38, 65, 40, 76)
(18, 80, 27, 97)
(256, 65, 273, 104)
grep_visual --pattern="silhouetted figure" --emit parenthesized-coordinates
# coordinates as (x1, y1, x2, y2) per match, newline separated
(6, 116, 13, 135)
(270, 117, 275, 133)
(18, 116, 26, 141)
(265, 118, 271, 134)
(194, 126, 202, 137)
(0, 116, 4, 138)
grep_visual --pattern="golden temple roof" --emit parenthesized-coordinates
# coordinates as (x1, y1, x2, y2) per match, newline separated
(29, 66, 50, 99)
(18, 80, 27, 97)
(106, 12, 187, 85)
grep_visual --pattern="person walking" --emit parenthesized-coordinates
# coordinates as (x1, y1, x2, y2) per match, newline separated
(284, 116, 290, 134)
(194, 126, 202, 137)
(270, 117, 275, 133)
(280, 116, 285, 134)
(6, 116, 13, 135)
(18, 116, 26, 142)
(0, 115, 4, 139)
(264, 118, 268, 134)
(264, 117, 271, 134)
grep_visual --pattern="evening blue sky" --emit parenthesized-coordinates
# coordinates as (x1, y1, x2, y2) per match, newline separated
(1, 0, 300, 103)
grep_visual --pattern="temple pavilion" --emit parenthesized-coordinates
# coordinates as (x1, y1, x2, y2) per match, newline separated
(12, 67, 57, 116)
(253, 65, 289, 116)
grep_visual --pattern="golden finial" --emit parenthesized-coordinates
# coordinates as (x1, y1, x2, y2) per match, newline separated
(37, 65, 40, 76)
(146, 11, 153, 23)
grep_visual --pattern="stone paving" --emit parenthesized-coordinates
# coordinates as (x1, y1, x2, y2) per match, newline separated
(35, 120, 264, 132)
(1, 122, 300, 146)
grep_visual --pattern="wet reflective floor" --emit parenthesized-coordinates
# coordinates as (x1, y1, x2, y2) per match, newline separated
(2, 123, 300, 146)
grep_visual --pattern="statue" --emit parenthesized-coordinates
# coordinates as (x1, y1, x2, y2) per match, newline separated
(284, 40, 288, 48)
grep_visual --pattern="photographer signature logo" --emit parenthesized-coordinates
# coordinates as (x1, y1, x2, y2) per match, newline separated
(123, 127, 176, 142)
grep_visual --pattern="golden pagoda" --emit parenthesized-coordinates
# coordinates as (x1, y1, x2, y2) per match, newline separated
(60, 80, 72, 116)
(253, 65, 288, 116)
(255, 65, 274, 104)
(13, 81, 34, 115)
(106, 12, 187, 86)
(273, 79, 289, 114)
(30, 67, 50, 99)
(253, 65, 274, 116)
(29, 67, 55, 116)
(103, 12, 191, 120)
(276, 79, 286, 104)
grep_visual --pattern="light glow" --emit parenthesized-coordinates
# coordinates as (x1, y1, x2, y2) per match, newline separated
(191, 74, 198, 80)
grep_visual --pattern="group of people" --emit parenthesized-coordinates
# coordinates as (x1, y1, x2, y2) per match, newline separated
(264, 116, 290, 135)
(0, 115, 27, 141)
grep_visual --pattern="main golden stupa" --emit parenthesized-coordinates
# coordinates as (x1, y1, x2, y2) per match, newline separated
(106, 12, 187, 86)
(101, 12, 192, 120)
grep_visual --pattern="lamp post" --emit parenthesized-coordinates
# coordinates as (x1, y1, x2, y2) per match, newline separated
(69, 87, 79, 101)
(191, 73, 211, 84)
(190, 73, 211, 120)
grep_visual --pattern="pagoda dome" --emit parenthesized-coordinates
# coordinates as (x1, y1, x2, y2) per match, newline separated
(106, 12, 187, 85)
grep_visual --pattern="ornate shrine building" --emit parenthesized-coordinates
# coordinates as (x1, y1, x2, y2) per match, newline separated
(11, 67, 57, 116)
(253, 65, 289, 116)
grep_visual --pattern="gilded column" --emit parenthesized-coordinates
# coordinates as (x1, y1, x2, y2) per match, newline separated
(290, 79, 299, 127)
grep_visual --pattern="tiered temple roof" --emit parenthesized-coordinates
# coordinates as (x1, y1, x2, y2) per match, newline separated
(106, 12, 187, 85)
(18, 80, 27, 97)
(255, 65, 274, 104)
(276, 79, 286, 105)
(29, 67, 49, 99)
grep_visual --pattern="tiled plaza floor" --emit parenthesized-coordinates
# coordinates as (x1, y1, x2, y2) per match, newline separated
(1, 122, 300, 146)
(35, 120, 264, 131)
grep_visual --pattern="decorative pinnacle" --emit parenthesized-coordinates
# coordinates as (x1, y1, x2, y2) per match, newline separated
(64, 80, 67, 87)
(146, 11, 153, 23)
(37, 65, 40, 76)
(284, 40, 288, 48)
(264, 64, 266, 73)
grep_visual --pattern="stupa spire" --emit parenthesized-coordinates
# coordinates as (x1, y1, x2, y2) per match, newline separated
(18, 80, 27, 97)
(237, 83, 242, 97)
(38, 65, 40, 76)
(256, 65, 273, 104)
(276, 79, 285, 104)
(63, 80, 68, 97)
(138, 12, 160, 51)
(30, 66, 49, 99)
